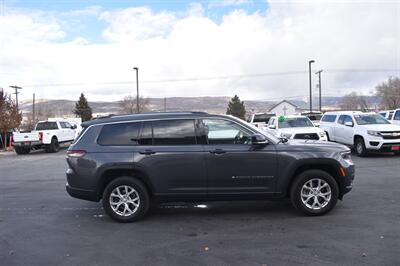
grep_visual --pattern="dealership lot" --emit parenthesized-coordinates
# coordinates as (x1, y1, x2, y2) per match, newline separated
(0, 149, 399, 266)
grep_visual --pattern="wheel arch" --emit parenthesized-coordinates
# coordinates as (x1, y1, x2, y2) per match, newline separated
(96, 168, 154, 200)
(284, 160, 344, 199)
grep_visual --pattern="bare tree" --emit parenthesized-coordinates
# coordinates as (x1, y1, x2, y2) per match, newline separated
(375, 76, 400, 109)
(0, 90, 22, 150)
(119, 95, 150, 114)
(339, 92, 370, 112)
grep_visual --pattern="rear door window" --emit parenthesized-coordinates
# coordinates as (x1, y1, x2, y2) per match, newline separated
(152, 120, 196, 145)
(321, 115, 337, 122)
(36, 122, 58, 130)
(97, 122, 141, 146)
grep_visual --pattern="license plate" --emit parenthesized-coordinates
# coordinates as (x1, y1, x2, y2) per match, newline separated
(391, 145, 400, 151)
(24, 141, 31, 146)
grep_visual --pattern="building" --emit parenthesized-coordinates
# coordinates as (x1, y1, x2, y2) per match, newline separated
(268, 100, 307, 116)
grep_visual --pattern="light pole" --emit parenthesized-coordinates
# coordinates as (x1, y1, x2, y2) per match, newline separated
(10, 85, 22, 111)
(315, 70, 323, 112)
(308, 60, 315, 112)
(133, 67, 139, 113)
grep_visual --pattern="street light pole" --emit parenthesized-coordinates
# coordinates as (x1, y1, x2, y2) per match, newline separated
(315, 70, 323, 112)
(308, 60, 315, 112)
(133, 67, 139, 114)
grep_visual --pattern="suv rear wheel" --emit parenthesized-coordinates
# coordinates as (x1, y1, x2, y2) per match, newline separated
(290, 170, 339, 216)
(102, 176, 150, 223)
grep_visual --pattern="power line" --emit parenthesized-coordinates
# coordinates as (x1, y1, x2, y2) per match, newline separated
(16, 68, 400, 88)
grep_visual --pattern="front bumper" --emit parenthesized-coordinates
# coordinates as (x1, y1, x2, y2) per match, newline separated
(365, 136, 400, 151)
(340, 164, 355, 197)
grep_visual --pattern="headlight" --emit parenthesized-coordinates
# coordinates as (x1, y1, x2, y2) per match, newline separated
(340, 151, 353, 163)
(367, 130, 381, 137)
(319, 131, 326, 137)
(281, 133, 293, 139)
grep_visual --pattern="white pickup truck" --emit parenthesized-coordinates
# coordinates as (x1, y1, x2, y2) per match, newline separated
(320, 111, 400, 156)
(13, 120, 77, 154)
(248, 113, 275, 130)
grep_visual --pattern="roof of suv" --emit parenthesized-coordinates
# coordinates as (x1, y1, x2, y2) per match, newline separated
(82, 111, 214, 127)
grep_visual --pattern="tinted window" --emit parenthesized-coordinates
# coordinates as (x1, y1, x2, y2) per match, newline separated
(152, 120, 196, 145)
(203, 119, 252, 145)
(139, 121, 153, 145)
(36, 122, 58, 130)
(97, 122, 141, 146)
(321, 115, 337, 122)
(253, 114, 274, 123)
(394, 111, 400, 121)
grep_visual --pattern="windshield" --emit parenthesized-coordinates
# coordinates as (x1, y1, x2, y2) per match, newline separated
(354, 114, 390, 125)
(278, 117, 314, 128)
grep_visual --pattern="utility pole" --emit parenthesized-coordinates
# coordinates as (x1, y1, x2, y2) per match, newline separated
(10, 85, 22, 111)
(133, 67, 139, 113)
(164, 97, 167, 112)
(32, 93, 36, 124)
(308, 60, 315, 112)
(315, 70, 323, 112)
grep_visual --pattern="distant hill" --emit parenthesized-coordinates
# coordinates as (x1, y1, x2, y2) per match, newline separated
(19, 95, 382, 118)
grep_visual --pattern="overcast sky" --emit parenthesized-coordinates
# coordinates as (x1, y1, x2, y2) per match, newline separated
(0, 0, 399, 102)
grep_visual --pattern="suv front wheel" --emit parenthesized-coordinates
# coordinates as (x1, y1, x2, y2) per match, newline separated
(102, 177, 150, 223)
(290, 170, 339, 216)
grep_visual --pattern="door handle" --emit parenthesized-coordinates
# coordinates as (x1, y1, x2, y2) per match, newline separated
(209, 149, 226, 154)
(139, 150, 156, 155)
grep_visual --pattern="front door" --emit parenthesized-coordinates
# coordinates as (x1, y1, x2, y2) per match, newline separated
(201, 118, 277, 196)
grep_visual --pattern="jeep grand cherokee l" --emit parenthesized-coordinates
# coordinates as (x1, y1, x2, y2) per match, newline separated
(66, 112, 355, 222)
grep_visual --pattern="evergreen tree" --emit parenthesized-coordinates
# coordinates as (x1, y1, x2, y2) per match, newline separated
(226, 94, 246, 120)
(73, 93, 92, 121)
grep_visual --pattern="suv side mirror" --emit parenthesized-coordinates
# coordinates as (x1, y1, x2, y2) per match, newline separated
(251, 134, 268, 145)
(71, 125, 77, 129)
(268, 124, 276, 129)
(344, 121, 353, 127)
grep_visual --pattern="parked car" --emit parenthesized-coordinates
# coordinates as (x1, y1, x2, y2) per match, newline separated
(266, 115, 328, 141)
(248, 112, 275, 130)
(320, 111, 400, 156)
(378, 110, 394, 120)
(301, 111, 323, 127)
(383, 109, 400, 126)
(66, 112, 354, 222)
(13, 120, 77, 154)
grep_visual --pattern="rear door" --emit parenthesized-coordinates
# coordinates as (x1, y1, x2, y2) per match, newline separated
(201, 118, 277, 195)
(132, 119, 207, 197)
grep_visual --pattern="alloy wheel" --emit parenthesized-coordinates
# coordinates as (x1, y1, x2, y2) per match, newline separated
(109, 185, 140, 216)
(300, 178, 332, 210)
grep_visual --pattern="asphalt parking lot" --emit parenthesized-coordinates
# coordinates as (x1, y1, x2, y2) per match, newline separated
(0, 149, 399, 266)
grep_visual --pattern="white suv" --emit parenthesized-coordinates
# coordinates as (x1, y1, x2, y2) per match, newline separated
(266, 115, 328, 141)
(320, 111, 400, 156)
(386, 109, 400, 126)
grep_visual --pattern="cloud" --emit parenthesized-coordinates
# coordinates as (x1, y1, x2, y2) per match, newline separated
(0, 1, 399, 103)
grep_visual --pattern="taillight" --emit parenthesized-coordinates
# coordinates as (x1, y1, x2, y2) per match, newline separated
(66, 150, 86, 158)
(39, 132, 43, 141)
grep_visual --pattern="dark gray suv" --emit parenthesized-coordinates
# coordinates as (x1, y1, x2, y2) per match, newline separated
(66, 112, 355, 222)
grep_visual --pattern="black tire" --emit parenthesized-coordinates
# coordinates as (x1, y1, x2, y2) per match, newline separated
(14, 146, 30, 155)
(45, 137, 59, 153)
(290, 170, 339, 216)
(354, 137, 368, 157)
(102, 176, 150, 223)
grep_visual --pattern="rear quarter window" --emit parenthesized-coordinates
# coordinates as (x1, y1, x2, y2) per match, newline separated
(97, 122, 141, 146)
(321, 115, 337, 123)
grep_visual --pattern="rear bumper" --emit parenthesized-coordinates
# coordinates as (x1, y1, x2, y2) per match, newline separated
(66, 184, 99, 202)
(13, 141, 42, 147)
